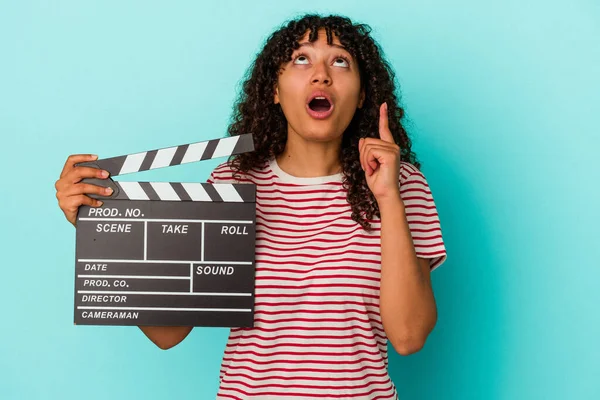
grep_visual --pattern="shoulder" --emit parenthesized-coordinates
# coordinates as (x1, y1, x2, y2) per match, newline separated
(399, 161, 427, 185)
(207, 161, 236, 184)
(398, 161, 437, 202)
(206, 159, 270, 184)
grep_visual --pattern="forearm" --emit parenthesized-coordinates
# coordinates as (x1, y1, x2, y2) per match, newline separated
(378, 192, 437, 354)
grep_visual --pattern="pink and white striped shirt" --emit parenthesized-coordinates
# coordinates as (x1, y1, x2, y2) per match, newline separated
(208, 156, 447, 400)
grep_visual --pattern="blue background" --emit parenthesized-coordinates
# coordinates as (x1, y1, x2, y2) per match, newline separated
(1, 1, 598, 399)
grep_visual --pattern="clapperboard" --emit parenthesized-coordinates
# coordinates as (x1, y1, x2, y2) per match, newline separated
(73, 133, 256, 327)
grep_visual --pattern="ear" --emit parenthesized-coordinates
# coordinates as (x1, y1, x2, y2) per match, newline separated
(357, 89, 365, 108)
(274, 85, 280, 104)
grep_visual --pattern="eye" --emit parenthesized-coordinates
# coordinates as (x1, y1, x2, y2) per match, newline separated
(293, 53, 310, 65)
(333, 56, 350, 68)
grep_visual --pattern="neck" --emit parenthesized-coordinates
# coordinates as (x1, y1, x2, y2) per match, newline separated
(276, 127, 342, 178)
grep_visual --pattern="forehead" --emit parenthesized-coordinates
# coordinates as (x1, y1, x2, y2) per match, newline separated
(297, 28, 343, 47)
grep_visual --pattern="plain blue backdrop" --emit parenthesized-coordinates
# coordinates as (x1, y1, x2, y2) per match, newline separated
(1, 1, 598, 399)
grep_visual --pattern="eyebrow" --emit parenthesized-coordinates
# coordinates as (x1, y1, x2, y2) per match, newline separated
(297, 41, 349, 52)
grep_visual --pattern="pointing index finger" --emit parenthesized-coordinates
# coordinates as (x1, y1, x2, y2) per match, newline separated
(379, 102, 394, 144)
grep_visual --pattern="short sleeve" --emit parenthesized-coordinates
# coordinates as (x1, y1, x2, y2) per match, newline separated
(399, 163, 447, 271)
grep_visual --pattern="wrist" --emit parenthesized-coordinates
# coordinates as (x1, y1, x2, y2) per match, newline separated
(376, 190, 404, 214)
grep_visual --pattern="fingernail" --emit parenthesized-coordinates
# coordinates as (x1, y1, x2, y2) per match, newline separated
(105, 187, 113, 194)
(96, 200, 103, 207)
(101, 170, 109, 178)
(384, 102, 388, 111)
(91, 154, 98, 160)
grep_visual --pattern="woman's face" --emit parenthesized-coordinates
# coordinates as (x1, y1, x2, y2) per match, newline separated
(274, 29, 364, 143)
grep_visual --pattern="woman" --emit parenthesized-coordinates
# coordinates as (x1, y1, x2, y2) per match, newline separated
(55, 13, 447, 400)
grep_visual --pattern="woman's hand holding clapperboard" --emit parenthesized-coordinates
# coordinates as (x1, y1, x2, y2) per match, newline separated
(55, 154, 111, 226)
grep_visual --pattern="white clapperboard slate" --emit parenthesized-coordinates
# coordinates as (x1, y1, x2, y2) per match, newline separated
(73, 133, 256, 327)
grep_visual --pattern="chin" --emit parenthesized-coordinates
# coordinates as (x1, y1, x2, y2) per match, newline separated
(299, 122, 343, 142)
(301, 129, 341, 142)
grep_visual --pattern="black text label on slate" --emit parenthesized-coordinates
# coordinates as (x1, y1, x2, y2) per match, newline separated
(204, 223, 255, 262)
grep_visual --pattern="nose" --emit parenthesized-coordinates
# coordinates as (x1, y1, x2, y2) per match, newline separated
(311, 60, 332, 85)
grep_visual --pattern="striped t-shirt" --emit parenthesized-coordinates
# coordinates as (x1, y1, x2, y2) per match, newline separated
(207, 156, 447, 400)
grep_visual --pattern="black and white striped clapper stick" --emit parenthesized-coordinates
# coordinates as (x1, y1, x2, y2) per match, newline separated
(73, 133, 257, 328)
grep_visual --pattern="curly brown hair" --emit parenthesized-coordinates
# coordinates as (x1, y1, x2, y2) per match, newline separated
(227, 13, 420, 231)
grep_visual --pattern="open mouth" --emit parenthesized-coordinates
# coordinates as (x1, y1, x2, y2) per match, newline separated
(306, 95, 334, 119)
(308, 97, 332, 112)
